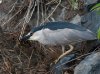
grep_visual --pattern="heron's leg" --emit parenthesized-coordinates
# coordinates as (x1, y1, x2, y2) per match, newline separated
(55, 44, 74, 63)
(61, 45, 65, 53)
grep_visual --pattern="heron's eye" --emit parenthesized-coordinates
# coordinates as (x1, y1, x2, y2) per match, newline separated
(26, 32, 32, 36)
(30, 32, 33, 36)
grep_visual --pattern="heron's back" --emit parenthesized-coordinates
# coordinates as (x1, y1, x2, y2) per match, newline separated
(31, 22, 87, 32)
(40, 27, 96, 45)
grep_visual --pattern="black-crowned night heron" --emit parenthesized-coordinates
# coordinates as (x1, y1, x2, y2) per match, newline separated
(20, 22, 96, 63)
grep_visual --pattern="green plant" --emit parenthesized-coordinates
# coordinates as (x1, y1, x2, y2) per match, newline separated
(90, 3, 100, 15)
(69, 0, 78, 10)
(97, 27, 100, 40)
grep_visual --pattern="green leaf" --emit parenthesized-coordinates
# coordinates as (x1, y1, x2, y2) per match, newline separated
(91, 3, 100, 11)
(97, 27, 100, 40)
(70, 0, 78, 10)
(90, 3, 100, 15)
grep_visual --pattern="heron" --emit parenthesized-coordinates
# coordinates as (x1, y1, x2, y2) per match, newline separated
(20, 22, 97, 63)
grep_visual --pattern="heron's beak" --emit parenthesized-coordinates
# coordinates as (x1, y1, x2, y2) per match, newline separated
(20, 35, 30, 42)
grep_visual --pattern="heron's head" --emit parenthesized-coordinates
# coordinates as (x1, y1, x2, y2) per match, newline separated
(20, 29, 42, 42)
(20, 24, 45, 42)
(20, 32, 33, 42)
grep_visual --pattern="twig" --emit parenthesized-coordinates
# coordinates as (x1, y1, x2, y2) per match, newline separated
(46, 0, 56, 5)
(0, 1, 18, 22)
(8, 0, 18, 13)
(27, 0, 37, 23)
(19, 0, 37, 39)
(27, 49, 34, 68)
(41, 0, 45, 24)
(1, 6, 25, 27)
(42, 0, 61, 24)
(36, 0, 40, 26)
(25, 0, 36, 23)
(19, 20, 26, 39)
(25, 0, 33, 23)
(13, 18, 24, 31)
(1, 54, 12, 74)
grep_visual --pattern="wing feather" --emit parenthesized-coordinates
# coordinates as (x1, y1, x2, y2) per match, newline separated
(42, 28, 96, 45)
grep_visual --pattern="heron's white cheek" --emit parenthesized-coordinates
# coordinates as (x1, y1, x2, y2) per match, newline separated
(28, 30, 43, 41)
(29, 35, 40, 41)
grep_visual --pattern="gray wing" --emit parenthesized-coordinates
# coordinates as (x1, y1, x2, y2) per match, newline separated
(42, 28, 96, 45)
